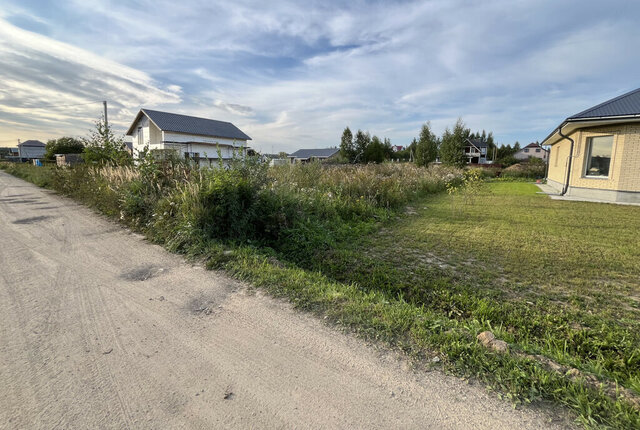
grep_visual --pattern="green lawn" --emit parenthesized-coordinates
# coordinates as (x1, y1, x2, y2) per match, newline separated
(317, 182, 640, 364)
(309, 182, 640, 418)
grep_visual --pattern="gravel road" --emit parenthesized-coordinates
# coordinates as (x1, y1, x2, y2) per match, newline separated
(0, 171, 573, 429)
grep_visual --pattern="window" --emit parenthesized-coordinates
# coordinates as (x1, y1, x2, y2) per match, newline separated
(137, 127, 142, 146)
(184, 152, 200, 160)
(535, 148, 541, 153)
(524, 148, 529, 153)
(584, 135, 613, 177)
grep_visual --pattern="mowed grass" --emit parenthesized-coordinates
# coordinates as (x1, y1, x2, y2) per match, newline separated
(312, 182, 640, 404)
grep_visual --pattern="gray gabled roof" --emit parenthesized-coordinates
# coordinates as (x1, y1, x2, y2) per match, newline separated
(288, 148, 340, 159)
(569, 88, 640, 119)
(18, 140, 45, 147)
(126, 109, 251, 141)
(541, 88, 640, 146)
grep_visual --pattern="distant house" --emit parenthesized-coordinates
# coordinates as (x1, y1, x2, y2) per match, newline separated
(288, 148, 340, 163)
(463, 138, 490, 164)
(126, 109, 251, 166)
(514, 143, 548, 162)
(392, 145, 405, 152)
(0, 147, 19, 158)
(17, 140, 45, 159)
(542, 88, 640, 203)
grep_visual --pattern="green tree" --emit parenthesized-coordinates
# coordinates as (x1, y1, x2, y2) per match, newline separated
(44, 136, 84, 160)
(340, 126, 356, 163)
(414, 122, 439, 166)
(82, 116, 132, 166)
(354, 129, 370, 163)
(439, 118, 468, 167)
(383, 137, 393, 160)
(363, 135, 390, 163)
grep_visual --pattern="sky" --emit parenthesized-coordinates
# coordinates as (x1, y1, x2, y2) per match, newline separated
(0, 0, 638, 153)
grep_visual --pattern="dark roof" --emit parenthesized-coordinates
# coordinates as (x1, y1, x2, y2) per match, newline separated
(127, 109, 251, 141)
(465, 138, 488, 148)
(18, 140, 45, 147)
(568, 88, 640, 119)
(288, 148, 340, 158)
(523, 142, 541, 149)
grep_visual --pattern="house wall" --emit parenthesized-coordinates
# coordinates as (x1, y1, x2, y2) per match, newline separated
(546, 123, 640, 201)
(617, 124, 640, 192)
(130, 116, 151, 155)
(162, 132, 247, 159)
(18, 145, 45, 159)
(514, 147, 547, 161)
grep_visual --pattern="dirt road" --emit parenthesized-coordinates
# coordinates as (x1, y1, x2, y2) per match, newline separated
(0, 171, 572, 429)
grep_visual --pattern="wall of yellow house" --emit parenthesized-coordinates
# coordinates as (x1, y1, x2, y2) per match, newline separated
(546, 124, 640, 192)
(617, 124, 640, 192)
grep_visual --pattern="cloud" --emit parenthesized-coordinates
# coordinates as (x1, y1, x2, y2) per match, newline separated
(1, 1, 639, 151)
(0, 17, 181, 140)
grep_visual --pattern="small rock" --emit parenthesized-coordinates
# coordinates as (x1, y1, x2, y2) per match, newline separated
(223, 386, 233, 400)
(489, 339, 509, 353)
(476, 331, 496, 346)
(158, 296, 165, 301)
(103, 348, 113, 355)
(477, 331, 509, 353)
(223, 250, 234, 256)
(431, 356, 441, 363)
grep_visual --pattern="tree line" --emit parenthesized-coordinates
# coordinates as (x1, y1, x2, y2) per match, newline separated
(340, 119, 527, 167)
(42, 117, 132, 165)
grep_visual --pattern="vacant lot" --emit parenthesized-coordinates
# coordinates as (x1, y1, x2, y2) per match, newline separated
(317, 182, 640, 389)
(2, 161, 638, 428)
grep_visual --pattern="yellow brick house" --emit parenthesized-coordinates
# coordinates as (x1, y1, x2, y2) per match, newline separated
(542, 88, 640, 203)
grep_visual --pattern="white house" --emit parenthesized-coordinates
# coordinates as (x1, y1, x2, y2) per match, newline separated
(514, 143, 548, 162)
(17, 140, 45, 159)
(126, 109, 252, 166)
(463, 138, 491, 164)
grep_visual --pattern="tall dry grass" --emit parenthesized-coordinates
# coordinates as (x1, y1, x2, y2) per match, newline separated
(269, 162, 462, 209)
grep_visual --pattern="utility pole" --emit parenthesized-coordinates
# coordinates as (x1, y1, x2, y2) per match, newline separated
(103, 100, 108, 129)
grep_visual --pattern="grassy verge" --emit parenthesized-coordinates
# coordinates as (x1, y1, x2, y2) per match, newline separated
(1, 161, 639, 428)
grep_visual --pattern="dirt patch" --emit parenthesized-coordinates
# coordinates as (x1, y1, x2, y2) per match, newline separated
(120, 265, 165, 281)
(186, 293, 221, 316)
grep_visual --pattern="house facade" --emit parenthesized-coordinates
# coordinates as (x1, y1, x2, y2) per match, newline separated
(542, 88, 640, 203)
(463, 138, 490, 164)
(288, 148, 340, 163)
(514, 143, 548, 162)
(17, 140, 45, 159)
(126, 109, 251, 166)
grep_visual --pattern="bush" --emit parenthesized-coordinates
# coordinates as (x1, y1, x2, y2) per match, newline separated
(501, 161, 546, 179)
(44, 137, 84, 161)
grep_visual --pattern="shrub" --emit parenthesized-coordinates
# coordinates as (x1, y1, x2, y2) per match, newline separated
(44, 137, 84, 161)
(501, 161, 546, 179)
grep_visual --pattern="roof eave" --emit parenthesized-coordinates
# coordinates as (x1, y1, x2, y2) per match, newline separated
(541, 115, 640, 146)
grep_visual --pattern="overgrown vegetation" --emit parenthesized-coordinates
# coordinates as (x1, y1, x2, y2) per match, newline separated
(1, 156, 638, 428)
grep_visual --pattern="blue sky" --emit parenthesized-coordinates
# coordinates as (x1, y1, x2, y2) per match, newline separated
(0, 0, 638, 152)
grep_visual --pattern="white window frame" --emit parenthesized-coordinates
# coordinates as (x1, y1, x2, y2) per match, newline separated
(583, 135, 614, 179)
